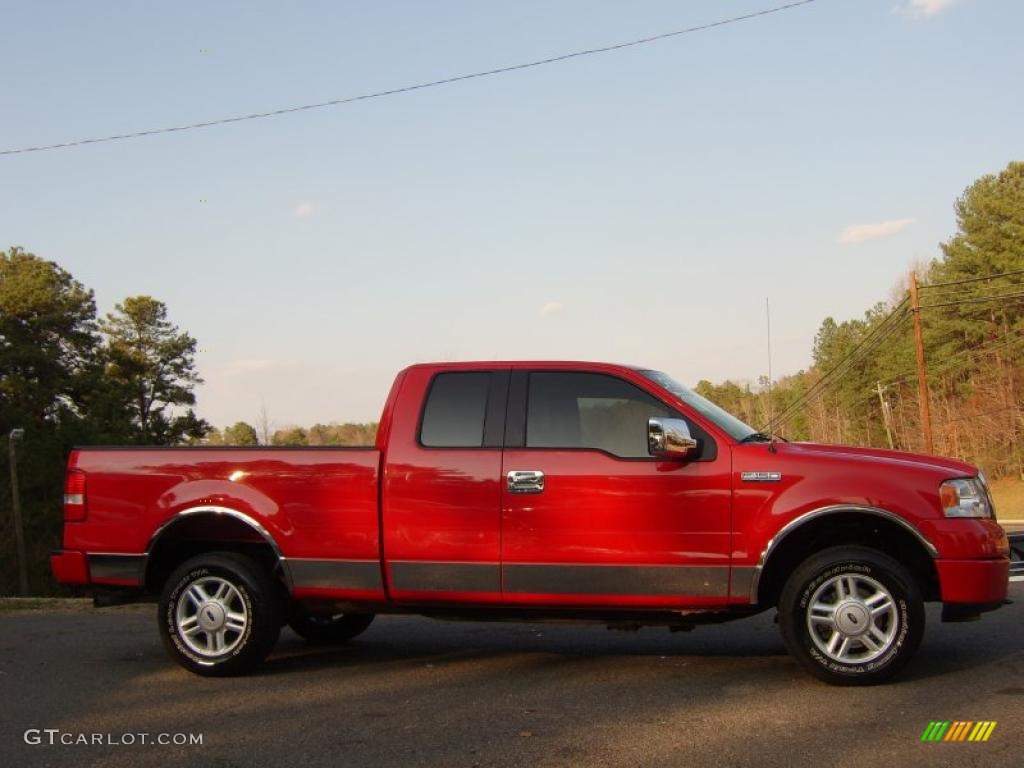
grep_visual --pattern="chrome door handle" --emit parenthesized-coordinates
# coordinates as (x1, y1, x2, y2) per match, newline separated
(507, 470, 544, 494)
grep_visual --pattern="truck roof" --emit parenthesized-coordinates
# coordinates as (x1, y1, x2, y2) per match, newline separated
(402, 360, 650, 372)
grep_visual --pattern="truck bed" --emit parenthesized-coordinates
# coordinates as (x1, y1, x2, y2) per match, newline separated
(63, 447, 383, 598)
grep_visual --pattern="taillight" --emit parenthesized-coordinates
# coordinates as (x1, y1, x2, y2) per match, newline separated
(64, 469, 86, 521)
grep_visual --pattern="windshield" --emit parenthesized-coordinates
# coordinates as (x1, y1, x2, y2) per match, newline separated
(638, 369, 758, 442)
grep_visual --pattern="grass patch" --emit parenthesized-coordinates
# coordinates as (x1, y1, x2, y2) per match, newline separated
(989, 477, 1024, 520)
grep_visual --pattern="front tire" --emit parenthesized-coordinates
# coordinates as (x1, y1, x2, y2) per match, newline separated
(159, 552, 283, 677)
(778, 545, 924, 686)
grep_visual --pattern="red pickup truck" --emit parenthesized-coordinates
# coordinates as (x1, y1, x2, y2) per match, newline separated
(51, 361, 1010, 685)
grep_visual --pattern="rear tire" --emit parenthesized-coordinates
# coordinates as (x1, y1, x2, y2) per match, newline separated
(289, 608, 375, 644)
(158, 552, 283, 677)
(778, 545, 924, 686)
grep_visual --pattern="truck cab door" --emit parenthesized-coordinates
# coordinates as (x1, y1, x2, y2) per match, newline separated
(381, 367, 508, 604)
(500, 369, 732, 609)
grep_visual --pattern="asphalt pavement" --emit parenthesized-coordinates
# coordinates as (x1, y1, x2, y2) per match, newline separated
(1, 581, 1021, 768)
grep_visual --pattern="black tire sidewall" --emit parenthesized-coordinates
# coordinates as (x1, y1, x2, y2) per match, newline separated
(159, 554, 281, 676)
(780, 547, 923, 685)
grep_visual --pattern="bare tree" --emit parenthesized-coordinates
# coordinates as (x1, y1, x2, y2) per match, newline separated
(255, 397, 275, 446)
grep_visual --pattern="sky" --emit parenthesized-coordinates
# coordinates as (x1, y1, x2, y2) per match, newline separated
(2, 0, 1022, 429)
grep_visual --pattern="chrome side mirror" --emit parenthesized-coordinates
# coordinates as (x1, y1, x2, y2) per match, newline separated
(648, 417, 698, 459)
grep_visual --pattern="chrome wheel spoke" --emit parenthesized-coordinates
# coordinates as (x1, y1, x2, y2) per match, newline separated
(864, 589, 887, 606)
(225, 612, 246, 633)
(836, 637, 851, 659)
(833, 578, 846, 600)
(179, 614, 202, 636)
(826, 631, 841, 655)
(186, 584, 208, 608)
(870, 600, 894, 618)
(809, 602, 834, 627)
(844, 576, 859, 599)
(865, 591, 893, 615)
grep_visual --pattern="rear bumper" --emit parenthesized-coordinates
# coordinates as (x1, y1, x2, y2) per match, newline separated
(936, 557, 1009, 603)
(50, 550, 145, 587)
(50, 550, 89, 585)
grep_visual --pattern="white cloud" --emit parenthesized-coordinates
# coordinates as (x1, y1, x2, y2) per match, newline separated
(540, 301, 564, 316)
(293, 202, 316, 218)
(837, 218, 915, 244)
(899, 0, 963, 17)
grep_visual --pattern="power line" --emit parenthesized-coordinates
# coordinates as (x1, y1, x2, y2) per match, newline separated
(790, 297, 1024, 413)
(768, 310, 904, 428)
(921, 291, 1024, 309)
(764, 270, 1024, 433)
(919, 268, 1024, 290)
(918, 283, 1024, 306)
(875, 332, 1024, 388)
(771, 312, 910, 429)
(793, 312, 1021, 416)
(0, 0, 820, 157)
(768, 300, 910, 429)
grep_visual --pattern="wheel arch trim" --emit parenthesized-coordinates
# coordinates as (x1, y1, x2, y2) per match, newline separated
(145, 505, 293, 591)
(749, 504, 939, 604)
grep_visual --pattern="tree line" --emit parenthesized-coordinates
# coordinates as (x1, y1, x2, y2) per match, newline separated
(697, 161, 1024, 479)
(206, 421, 378, 447)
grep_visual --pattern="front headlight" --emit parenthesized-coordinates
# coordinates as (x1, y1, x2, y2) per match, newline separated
(939, 477, 993, 519)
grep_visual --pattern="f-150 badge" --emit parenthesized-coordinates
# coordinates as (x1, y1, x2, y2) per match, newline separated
(741, 471, 782, 482)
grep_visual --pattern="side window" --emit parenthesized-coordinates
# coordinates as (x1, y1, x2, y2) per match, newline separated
(420, 372, 490, 447)
(527, 372, 675, 458)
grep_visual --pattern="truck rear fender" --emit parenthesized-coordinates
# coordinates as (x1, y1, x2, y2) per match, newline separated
(144, 505, 292, 594)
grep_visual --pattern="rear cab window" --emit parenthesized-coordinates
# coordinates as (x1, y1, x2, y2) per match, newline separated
(418, 369, 510, 448)
(419, 372, 491, 447)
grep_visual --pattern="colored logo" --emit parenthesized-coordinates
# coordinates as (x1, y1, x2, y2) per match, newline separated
(921, 721, 996, 742)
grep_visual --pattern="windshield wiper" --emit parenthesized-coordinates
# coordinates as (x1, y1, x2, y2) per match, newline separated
(740, 431, 788, 444)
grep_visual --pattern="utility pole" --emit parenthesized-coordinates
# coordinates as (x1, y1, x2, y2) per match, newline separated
(876, 382, 895, 450)
(908, 272, 934, 454)
(8, 428, 29, 596)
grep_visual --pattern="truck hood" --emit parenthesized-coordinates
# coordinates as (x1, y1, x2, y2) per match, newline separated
(781, 441, 978, 478)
